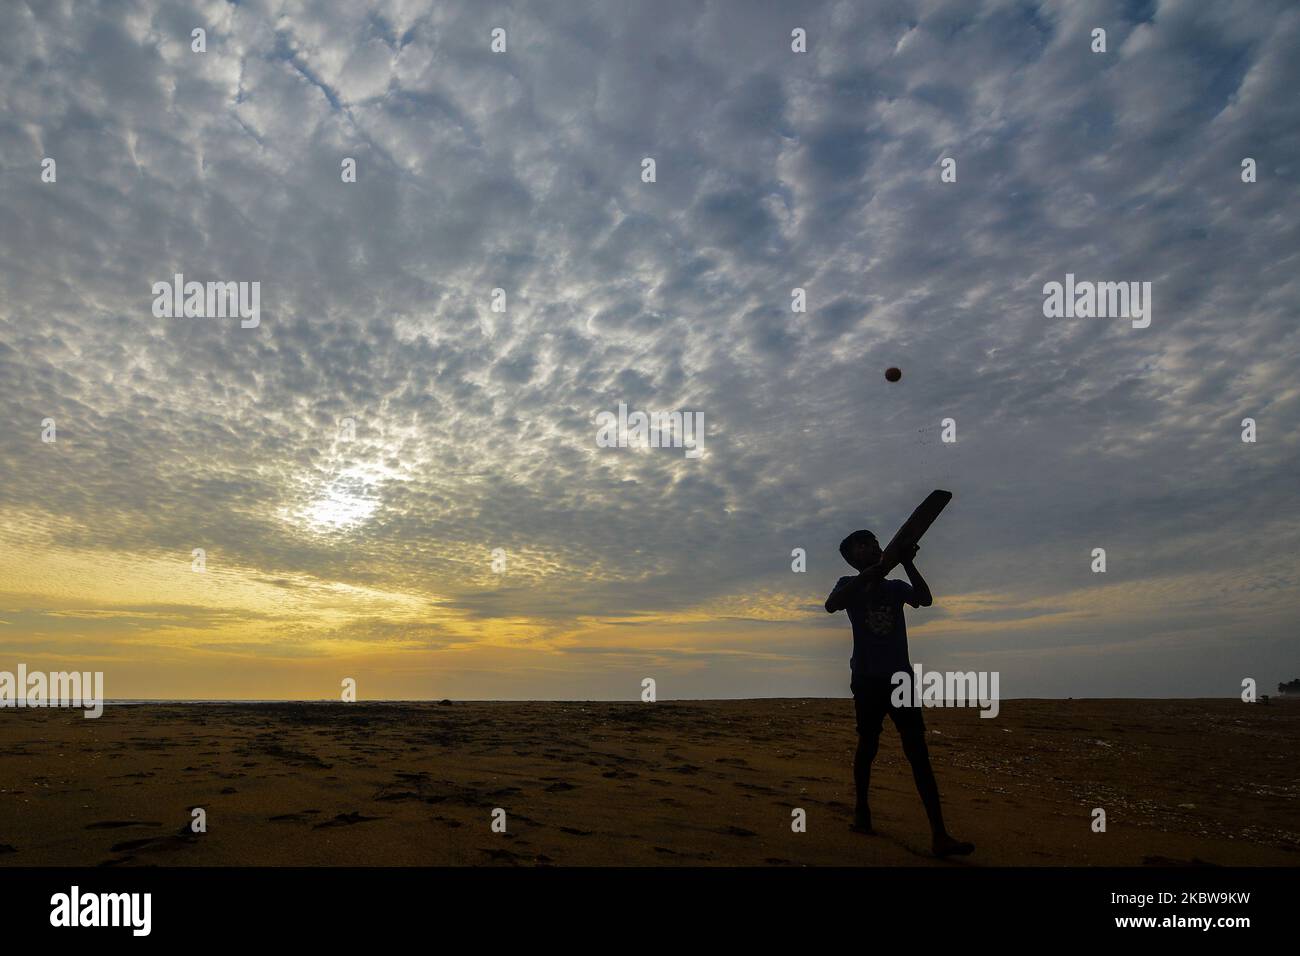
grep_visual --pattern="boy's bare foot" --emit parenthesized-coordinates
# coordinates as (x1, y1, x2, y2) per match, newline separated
(850, 810, 874, 835)
(932, 833, 975, 857)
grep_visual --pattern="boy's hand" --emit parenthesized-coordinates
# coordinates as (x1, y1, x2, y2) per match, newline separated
(902, 543, 920, 565)
(900, 547, 933, 607)
(863, 558, 888, 578)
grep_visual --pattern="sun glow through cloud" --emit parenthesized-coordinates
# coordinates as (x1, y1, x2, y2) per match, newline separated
(297, 478, 380, 533)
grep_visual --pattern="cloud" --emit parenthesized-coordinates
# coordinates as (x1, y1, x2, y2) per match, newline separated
(0, 0, 1296, 697)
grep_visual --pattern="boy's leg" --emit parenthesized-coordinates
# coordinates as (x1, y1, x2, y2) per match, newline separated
(852, 734, 879, 830)
(851, 678, 888, 833)
(892, 708, 975, 857)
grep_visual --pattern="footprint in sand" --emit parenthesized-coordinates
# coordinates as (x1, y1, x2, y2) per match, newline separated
(109, 824, 199, 855)
(717, 825, 758, 837)
(109, 837, 166, 853)
(479, 847, 524, 863)
(85, 821, 162, 830)
(269, 809, 323, 822)
(312, 812, 383, 829)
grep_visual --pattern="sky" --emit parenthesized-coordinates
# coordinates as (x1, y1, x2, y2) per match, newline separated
(0, 0, 1297, 700)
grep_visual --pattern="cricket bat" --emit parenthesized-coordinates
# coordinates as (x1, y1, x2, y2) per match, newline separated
(875, 489, 952, 577)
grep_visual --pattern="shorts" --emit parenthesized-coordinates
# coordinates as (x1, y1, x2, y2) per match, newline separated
(851, 673, 926, 739)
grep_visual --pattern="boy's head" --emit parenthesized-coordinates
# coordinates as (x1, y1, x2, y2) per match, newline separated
(839, 529, 882, 570)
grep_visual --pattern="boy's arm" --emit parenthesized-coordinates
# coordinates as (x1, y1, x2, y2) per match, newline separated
(825, 562, 887, 613)
(900, 545, 932, 607)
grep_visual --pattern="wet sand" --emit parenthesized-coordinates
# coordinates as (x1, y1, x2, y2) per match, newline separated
(0, 698, 1296, 866)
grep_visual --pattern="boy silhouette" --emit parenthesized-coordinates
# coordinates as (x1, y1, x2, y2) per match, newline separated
(825, 529, 974, 858)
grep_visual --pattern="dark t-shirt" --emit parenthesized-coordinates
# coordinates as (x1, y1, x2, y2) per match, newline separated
(828, 577, 917, 677)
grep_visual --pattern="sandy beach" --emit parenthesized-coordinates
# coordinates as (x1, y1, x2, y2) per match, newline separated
(1, 698, 1296, 867)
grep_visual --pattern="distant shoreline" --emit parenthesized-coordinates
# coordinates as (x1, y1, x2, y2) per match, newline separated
(78, 695, 1295, 705)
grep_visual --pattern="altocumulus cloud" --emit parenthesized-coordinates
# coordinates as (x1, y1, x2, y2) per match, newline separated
(0, 0, 1297, 698)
